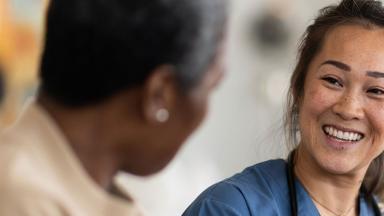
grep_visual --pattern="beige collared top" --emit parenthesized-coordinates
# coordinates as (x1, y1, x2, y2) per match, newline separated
(0, 102, 143, 216)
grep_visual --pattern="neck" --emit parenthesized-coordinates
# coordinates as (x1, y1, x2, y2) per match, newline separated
(294, 146, 364, 216)
(38, 95, 119, 189)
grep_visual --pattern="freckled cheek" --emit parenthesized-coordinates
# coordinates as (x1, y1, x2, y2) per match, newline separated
(301, 86, 337, 116)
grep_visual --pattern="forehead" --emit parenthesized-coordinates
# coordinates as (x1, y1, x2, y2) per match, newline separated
(315, 24, 384, 70)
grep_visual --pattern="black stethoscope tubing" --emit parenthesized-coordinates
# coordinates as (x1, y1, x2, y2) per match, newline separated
(286, 150, 381, 216)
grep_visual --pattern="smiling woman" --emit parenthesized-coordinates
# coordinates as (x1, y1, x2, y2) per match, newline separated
(298, 26, 384, 174)
(295, 25, 384, 214)
(183, 0, 384, 215)
(289, 4, 384, 200)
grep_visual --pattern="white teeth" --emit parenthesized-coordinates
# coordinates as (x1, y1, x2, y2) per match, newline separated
(337, 131, 343, 138)
(333, 130, 337, 137)
(343, 132, 349, 140)
(347, 133, 354, 141)
(323, 126, 363, 141)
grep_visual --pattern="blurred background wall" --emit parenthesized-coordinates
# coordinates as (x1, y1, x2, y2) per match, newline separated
(0, 0, 46, 127)
(0, 0, 337, 215)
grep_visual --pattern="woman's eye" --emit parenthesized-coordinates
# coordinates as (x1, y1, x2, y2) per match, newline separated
(321, 76, 343, 87)
(367, 88, 384, 96)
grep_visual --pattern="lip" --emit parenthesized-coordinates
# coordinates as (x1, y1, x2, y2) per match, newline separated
(324, 135, 358, 150)
(321, 124, 364, 150)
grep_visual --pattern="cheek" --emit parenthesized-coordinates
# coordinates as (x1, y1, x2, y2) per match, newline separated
(175, 92, 209, 140)
(189, 85, 213, 118)
(300, 84, 335, 119)
(298, 82, 339, 144)
(188, 94, 209, 128)
(368, 105, 384, 152)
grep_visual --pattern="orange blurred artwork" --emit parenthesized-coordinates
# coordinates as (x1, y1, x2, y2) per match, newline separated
(0, 0, 48, 127)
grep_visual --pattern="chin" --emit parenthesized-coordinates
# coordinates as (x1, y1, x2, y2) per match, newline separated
(309, 133, 364, 175)
(315, 152, 360, 175)
(126, 154, 176, 176)
(124, 165, 165, 176)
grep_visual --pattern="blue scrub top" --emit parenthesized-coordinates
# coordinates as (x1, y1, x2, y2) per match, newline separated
(183, 159, 378, 216)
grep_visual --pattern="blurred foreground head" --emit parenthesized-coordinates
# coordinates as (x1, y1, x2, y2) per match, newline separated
(38, 0, 228, 176)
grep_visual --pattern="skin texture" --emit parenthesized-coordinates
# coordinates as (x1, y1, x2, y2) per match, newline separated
(295, 24, 384, 215)
(38, 44, 225, 190)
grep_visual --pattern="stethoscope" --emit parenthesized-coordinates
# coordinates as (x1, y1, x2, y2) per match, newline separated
(286, 150, 382, 216)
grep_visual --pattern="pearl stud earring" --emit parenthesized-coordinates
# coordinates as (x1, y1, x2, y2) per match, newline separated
(155, 108, 169, 123)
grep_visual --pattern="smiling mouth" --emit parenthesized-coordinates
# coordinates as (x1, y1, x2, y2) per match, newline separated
(322, 125, 364, 142)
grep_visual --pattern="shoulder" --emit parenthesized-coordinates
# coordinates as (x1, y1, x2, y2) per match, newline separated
(0, 129, 66, 215)
(183, 182, 250, 216)
(0, 129, 47, 187)
(234, 159, 287, 185)
(228, 159, 289, 196)
(0, 155, 65, 215)
(183, 159, 289, 216)
(0, 183, 67, 216)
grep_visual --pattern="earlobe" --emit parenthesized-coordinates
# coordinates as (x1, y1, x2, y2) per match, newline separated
(155, 108, 169, 123)
(142, 65, 177, 124)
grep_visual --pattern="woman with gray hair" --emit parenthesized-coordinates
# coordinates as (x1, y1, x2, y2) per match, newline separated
(0, 0, 227, 215)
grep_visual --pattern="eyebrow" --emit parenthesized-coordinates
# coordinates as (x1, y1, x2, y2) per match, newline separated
(320, 60, 351, 71)
(367, 71, 384, 78)
(320, 60, 384, 79)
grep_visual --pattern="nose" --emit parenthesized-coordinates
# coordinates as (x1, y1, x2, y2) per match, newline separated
(332, 92, 364, 121)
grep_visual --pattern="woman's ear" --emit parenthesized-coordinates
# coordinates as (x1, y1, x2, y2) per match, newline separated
(142, 65, 178, 124)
